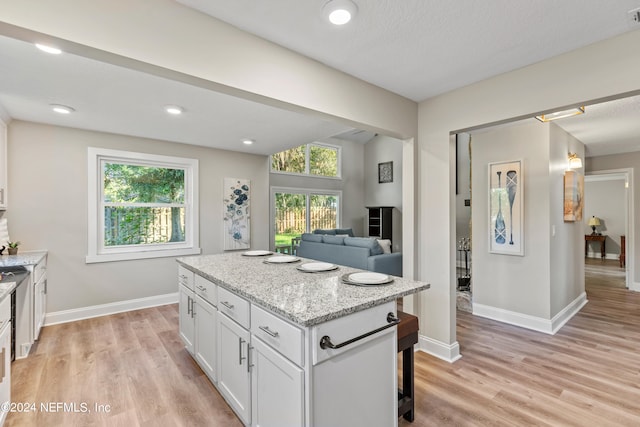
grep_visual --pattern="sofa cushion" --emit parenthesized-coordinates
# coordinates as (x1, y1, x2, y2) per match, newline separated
(344, 237, 384, 255)
(335, 228, 355, 237)
(301, 233, 323, 242)
(322, 235, 346, 245)
(313, 229, 336, 235)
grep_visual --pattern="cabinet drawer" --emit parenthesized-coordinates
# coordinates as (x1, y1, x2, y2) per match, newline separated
(217, 287, 250, 329)
(311, 301, 396, 365)
(178, 266, 194, 291)
(251, 305, 303, 366)
(194, 275, 217, 306)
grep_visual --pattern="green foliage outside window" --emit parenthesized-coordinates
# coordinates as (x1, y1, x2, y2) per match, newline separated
(271, 144, 339, 177)
(103, 163, 186, 246)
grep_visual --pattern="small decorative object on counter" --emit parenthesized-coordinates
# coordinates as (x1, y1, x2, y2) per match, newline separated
(0, 246, 4, 255)
(7, 241, 19, 255)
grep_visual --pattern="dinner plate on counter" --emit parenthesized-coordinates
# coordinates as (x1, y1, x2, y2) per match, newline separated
(341, 272, 394, 286)
(296, 262, 339, 273)
(242, 250, 273, 257)
(263, 255, 300, 264)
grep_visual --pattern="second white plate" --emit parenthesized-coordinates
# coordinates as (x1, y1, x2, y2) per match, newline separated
(297, 262, 338, 272)
(264, 255, 300, 264)
(348, 272, 392, 284)
(242, 250, 272, 256)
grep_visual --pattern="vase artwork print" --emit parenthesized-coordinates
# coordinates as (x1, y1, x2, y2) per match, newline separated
(489, 160, 523, 256)
(223, 178, 251, 250)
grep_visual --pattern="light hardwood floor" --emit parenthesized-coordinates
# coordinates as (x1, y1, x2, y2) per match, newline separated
(8, 260, 638, 426)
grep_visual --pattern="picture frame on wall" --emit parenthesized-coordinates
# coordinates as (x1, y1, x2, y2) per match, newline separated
(563, 170, 584, 222)
(378, 161, 393, 183)
(488, 160, 524, 256)
(223, 178, 251, 250)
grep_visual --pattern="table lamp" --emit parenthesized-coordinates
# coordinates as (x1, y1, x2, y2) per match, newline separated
(588, 216, 601, 235)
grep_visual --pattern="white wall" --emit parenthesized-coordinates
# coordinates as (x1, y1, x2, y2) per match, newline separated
(471, 121, 551, 318)
(269, 138, 365, 238)
(584, 179, 626, 259)
(364, 135, 403, 251)
(6, 121, 269, 313)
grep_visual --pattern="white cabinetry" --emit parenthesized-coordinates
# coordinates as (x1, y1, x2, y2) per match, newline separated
(217, 312, 251, 425)
(194, 275, 217, 383)
(32, 258, 46, 340)
(178, 267, 195, 355)
(0, 118, 7, 210)
(0, 296, 11, 426)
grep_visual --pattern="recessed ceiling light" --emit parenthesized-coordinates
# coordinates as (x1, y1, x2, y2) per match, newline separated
(35, 43, 62, 55)
(242, 139, 255, 145)
(323, 0, 358, 25)
(165, 105, 184, 115)
(50, 104, 75, 114)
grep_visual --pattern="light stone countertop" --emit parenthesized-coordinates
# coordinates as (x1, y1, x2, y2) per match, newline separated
(0, 250, 47, 268)
(177, 252, 430, 327)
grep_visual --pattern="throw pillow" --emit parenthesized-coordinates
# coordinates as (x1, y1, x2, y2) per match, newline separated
(344, 237, 384, 256)
(377, 239, 392, 254)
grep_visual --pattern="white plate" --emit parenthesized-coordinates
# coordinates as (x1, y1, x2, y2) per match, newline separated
(348, 272, 392, 284)
(264, 255, 300, 264)
(242, 250, 272, 256)
(297, 262, 338, 272)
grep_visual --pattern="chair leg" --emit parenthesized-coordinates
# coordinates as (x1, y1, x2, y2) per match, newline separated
(402, 347, 414, 422)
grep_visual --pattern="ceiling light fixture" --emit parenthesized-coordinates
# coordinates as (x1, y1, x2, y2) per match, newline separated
(242, 139, 254, 145)
(35, 43, 62, 55)
(165, 105, 184, 115)
(567, 152, 583, 169)
(535, 106, 585, 122)
(322, 0, 358, 25)
(50, 104, 75, 114)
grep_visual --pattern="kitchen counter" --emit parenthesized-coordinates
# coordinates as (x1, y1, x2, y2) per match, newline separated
(0, 268, 29, 303)
(0, 250, 47, 269)
(178, 252, 429, 327)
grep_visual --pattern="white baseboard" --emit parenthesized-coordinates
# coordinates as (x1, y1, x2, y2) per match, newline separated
(44, 292, 179, 326)
(472, 292, 587, 335)
(586, 252, 620, 261)
(417, 334, 461, 363)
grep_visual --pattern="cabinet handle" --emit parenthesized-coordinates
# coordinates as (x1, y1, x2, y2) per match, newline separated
(220, 301, 234, 310)
(319, 313, 400, 350)
(247, 344, 253, 373)
(258, 325, 279, 338)
(0, 188, 4, 205)
(196, 285, 206, 291)
(190, 298, 196, 318)
(0, 347, 4, 382)
(187, 296, 192, 315)
(238, 338, 246, 365)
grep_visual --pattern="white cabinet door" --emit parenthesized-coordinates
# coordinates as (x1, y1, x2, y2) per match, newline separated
(194, 294, 217, 383)
(217, 312, 251, 425)
(251, 336, 304, 427)
(0, 321, 10, 426)
(179, 284, 195, 355)
(34, 277, 46, 340)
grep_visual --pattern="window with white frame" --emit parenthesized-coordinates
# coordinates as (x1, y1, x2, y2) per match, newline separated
(270, 143, 341, 178)
(87, 148, 200, 263)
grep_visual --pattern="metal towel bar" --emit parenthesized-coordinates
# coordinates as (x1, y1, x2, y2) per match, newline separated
(319, 313, 400, 350)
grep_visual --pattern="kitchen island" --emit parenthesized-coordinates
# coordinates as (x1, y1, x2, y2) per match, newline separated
(177, 252, 429, 427)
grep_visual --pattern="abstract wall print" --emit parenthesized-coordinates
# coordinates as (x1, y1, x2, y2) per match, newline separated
(563, 170, 584, 222)
(489, 160, 523, 256)
(223, 178, 251, 250)
(378, 161, 393, 183)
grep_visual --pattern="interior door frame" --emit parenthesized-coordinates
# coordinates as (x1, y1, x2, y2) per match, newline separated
(585, 168, 634, 290)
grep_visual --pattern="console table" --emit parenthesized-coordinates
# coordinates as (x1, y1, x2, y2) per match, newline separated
(585, 235, 606, 260)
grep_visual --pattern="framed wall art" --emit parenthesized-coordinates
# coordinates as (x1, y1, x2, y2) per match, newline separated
(563, 170, 584, 222)
(223, 178, 251, 250)
(488, 160, 523, 256)
(378, 161, 393, 183)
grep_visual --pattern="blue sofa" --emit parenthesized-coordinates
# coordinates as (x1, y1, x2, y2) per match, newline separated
(296, 233, 402, 276)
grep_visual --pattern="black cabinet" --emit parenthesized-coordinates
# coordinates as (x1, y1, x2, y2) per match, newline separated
(367, 207, 393, 240)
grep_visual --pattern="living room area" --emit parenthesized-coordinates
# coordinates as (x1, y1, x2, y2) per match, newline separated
(269, 132, 404, 266)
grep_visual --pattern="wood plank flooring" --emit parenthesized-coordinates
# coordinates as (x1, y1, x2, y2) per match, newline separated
(7, 260, 638, 426)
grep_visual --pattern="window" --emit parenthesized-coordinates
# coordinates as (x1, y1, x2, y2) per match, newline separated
(270, 143, 341, 178)
(87, 148, 200, 263)
(271, 187, 341, 247)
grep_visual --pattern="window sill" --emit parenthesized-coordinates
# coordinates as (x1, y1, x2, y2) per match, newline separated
(85, 247, 202, 264)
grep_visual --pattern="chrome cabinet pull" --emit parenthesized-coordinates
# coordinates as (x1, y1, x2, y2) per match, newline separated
(247, 344, 253, 372)
(220, 301, 234, 310)
(319, 313, 400, 350)
(238, 338, 246, 365)
(187, 296, 192, 315)
(190, 298, 196, 318)
(259, 326, 279, 338)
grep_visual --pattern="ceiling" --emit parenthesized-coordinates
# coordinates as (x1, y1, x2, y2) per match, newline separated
(1, 1, 640, 156)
